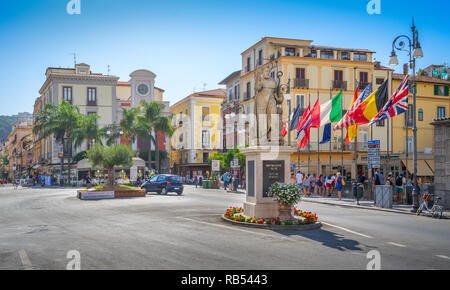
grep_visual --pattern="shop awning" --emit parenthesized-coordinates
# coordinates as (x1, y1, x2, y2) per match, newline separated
(402, 160, 434, 177)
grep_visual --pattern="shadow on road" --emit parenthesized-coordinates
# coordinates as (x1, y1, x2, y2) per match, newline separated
(275, 229, 364, 252)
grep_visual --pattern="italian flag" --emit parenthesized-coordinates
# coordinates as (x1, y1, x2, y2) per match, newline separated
(311, 91, 343, 128)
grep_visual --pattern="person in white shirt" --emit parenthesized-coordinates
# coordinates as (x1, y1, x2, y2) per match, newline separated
(295, 171, 304, 192)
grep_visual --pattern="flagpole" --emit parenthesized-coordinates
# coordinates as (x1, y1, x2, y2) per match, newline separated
(317, 91, 320, 178)
(329, 88, 332, 177)
(341, 91, 344, 178)
(353, 68, 358, 183)
(308, 93, 311, 176)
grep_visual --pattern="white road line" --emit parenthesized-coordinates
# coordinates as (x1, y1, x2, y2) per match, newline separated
(18, 250, 33, 270)
(387, 242, 407, 248)
(436, 255, 450, 260)
(321, 222, 373, 239)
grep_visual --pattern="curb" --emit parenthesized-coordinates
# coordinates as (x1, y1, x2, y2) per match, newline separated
(221, 215, 322, 231)
(303, 199, 449, 219)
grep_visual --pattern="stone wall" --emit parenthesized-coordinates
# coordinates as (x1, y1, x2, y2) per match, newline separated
(432, 118, 450, 209)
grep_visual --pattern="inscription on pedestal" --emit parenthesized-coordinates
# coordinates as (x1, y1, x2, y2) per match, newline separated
(262, 161, 285, 197)
(248, 161, 255, 197)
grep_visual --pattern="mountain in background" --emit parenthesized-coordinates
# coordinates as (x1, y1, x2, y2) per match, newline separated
(0, 112, 32, 142)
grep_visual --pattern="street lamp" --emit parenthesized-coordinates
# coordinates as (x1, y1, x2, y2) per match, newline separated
(389, 18, 423, 212)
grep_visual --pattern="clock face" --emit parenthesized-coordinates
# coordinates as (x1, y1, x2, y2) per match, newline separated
(137, 83, 149, 96)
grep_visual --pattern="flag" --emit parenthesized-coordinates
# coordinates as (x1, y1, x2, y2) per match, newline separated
(346, 88, 359, 145)
(281, 122, 288, 137)
(296, 105, 311, 139)
(335, 83, 372, 131)
(290, 105, 300, 131)
(348, 80, 389, 126)
(309, 91, 343, 130)
(369, 75, 409, 125)
(319, 123, 332, 144)
(310, 99, 321, 128)
(298, 126, 311, 149)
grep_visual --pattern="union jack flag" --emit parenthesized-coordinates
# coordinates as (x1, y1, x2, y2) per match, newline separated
(369, 75, 409, 125)
(334, 83, 372, 131)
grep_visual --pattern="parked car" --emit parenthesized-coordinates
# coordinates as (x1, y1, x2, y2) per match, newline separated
(141, 175, 184, 195)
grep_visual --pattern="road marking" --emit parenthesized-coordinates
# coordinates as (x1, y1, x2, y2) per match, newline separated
(436, 255, 450, 260)
(18, 250, 33, 270)
(321, 222, 373, 239)
(387, 242, 407, 248)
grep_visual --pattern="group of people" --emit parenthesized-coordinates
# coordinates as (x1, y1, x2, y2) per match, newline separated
(373, 169, 421, 203)
(294, 171, 347, 200)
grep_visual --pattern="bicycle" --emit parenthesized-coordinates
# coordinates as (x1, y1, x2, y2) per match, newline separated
(417, 193, 443, 219)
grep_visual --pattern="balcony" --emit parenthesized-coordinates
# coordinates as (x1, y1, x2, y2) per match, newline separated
(332, 80, 347, 91)
(358, 82, 370, 90)
(87, 100, 97, 106)
(294, 78, 309, 89)
(243, 92, 252, 101)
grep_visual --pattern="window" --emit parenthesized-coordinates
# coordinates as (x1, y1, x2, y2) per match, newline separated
(434, 85, 449, 96)
(359, 72, 369, 89)
(285, 47, 295, 56)
(418, 109, 423, 121)
(202, 107, 210, 122)
(296, 94, 305, 109)
(246, 57, 251, 72)
(341, 51, 350, 60)
(334, 70, 343, 81)
(246, 82, 251, 99)
(296, 68, 306, 80)
(258, 49, 263, 66)
(376, 78, 385, 85)
(376, 119, 385, 127)
(203, 153, 209, 164)
(354, 53, 367, 62)
(437, 107, 446, 118)
(63, 87, 73, 103)
(320, 50, 334, 59)
(234, 84, 240, 100)
(202, 130, 210, 148)
(87, 88, 97, 105)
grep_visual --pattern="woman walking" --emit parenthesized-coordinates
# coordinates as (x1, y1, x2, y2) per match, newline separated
(336, 173, 344, 200)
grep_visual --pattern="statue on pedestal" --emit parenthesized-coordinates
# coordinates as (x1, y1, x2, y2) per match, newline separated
(254, 65, 285, 146)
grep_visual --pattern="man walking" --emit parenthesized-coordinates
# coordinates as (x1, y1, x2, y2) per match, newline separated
(295, 171, 303, 193)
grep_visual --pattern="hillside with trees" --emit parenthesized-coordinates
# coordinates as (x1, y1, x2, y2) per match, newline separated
(0, 112, 32, 142)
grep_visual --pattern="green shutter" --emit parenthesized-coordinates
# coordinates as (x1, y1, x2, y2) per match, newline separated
(434, 85, 439, 95)
(445, 86, 449, 96)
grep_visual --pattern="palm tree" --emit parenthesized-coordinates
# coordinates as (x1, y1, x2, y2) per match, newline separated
(71, 113, 103, 149)
(33, 100, 80, 183)
(138, 102, 174, 173)
(119, 107, 140, 145)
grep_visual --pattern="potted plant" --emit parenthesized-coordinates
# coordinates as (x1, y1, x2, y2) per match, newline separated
(268, 183, 302, 221)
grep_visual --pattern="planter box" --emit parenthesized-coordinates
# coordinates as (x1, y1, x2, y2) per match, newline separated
(77, 189, 146, 200)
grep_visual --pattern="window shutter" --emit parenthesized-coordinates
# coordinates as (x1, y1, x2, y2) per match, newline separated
(434, 85, 439, 95)
(445, 86, 449, 96)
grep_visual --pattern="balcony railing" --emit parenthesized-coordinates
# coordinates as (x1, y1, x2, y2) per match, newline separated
(87, 99, 97, 106)
(358, 82, 370, 90)
(243, 92, 252, 101)
(332, 80, 347, 91)
(294, 78, 309, 89)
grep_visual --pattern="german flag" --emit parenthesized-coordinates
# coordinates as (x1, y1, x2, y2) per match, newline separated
(350, 80, 389, 126)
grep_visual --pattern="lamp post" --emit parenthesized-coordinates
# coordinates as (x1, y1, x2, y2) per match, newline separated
(388, 18, 423, 212)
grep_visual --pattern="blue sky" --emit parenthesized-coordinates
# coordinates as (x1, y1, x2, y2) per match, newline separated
(0, 0, 449, 115)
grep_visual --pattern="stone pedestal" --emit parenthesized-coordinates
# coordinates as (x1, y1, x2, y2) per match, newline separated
(242, 146, 297, 219)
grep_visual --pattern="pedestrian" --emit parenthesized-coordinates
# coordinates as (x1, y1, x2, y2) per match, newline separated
(395, 172, 404, 203)
(336, 173, 344, 200)
(295, 171, 303, 193)
(86, 172, 92, 188)
(194, 175, 199, 188)
(325, 174, 334, 197)
(223, 172, 228, 190)
(304, 174, 313, 196)
(317, 175, 324, 196)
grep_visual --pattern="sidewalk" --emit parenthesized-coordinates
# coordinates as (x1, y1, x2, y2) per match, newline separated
(302, 195, 449, 218)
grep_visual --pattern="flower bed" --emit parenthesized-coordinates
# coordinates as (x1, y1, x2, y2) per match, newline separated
(224, 207, 319, 226)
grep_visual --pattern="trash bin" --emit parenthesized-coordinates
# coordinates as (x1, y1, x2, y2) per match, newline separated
(406, 186, 413, 205)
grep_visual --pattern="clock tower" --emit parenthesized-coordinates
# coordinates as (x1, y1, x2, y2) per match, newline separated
(129, 69, 156, 107)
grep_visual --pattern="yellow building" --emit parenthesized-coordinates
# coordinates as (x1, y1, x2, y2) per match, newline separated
(170, 89, 226, 179)
(391, 73, 450, 180)
(5, 120, 33, 178)
(239, 37, 392, 178)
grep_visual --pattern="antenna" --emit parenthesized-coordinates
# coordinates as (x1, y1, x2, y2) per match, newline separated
(70, 52, 77, 67)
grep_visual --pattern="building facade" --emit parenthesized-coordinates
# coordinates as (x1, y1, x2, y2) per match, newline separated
(170, 89, 226, 180)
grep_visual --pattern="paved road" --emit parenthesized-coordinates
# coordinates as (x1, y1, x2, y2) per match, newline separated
(0, 185, 448, 270)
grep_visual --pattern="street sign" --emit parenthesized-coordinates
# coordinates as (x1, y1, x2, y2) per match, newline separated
(368, 140, 381, 169)
(212, 160, 220, 172)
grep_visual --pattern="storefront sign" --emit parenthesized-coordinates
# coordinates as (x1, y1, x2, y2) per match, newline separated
(212, 160, 221, 172)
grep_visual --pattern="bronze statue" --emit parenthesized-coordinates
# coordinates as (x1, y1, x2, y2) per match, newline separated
(255, 65, 285, 145)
